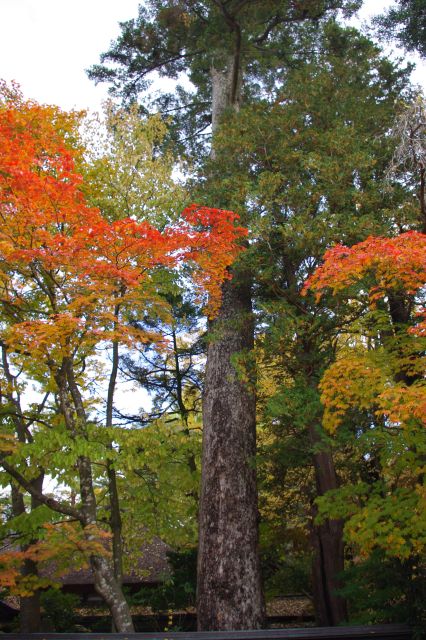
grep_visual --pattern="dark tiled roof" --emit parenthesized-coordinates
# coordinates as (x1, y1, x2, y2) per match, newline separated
(57, 536, 171, 585)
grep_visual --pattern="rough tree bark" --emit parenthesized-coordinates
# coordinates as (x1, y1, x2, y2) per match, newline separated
(197, 54, 264, 630)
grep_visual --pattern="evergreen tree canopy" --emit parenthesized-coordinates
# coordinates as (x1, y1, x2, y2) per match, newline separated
(88, 0, 362, 154)
(374, 0, 426, 58)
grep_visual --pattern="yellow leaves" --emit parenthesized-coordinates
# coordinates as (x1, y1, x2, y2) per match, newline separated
(5, 314, 84, 360)
(320, 350, 426, 433)
(81, 102, 185, 227)
(0, 433, 19, 454)
(320, 354, 386, 432)
(308, 232, 426, 435)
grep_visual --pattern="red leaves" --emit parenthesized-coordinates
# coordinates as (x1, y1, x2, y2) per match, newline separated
(304, 232, 426, 336)
(178, 204, 248, 316)
(305, 232, 426, 300)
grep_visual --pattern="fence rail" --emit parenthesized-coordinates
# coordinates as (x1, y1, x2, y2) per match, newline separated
(0, 623, 412, 640)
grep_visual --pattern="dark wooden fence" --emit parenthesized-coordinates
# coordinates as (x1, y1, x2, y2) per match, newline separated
(0, 624, 412, 640)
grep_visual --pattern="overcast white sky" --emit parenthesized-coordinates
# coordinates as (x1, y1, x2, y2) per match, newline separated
(0, 0, 424, 113)
(0, 0, 143, 110)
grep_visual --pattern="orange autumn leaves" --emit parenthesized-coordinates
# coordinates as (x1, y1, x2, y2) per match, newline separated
(304, 232, 426, 432)
(0, 87, 246, 362)
(0, 523, 112, 595)
(306, 232, 426, 336)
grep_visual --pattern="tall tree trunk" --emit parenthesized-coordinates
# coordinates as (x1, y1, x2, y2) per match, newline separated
(198, 274, 264, 630)
(198, 57, 264, 626)
(309, 424, 347, 626)
(19, 559, 41, 632)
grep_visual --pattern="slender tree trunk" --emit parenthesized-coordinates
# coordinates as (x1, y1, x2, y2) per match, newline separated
(106, 461, 123, 634)
(171, 326, 198, 498)
(90, 555, 133, 632)
(106, 334, 124, 587)
(62, 360, 134, 632)
(107, 462, 123, 584)
(4, 346, 44, 633)
(308, 424, 347, 626)
(419, 166, 426, 233)
(77, 452, 134, 632)
(11, 484, 42, 633)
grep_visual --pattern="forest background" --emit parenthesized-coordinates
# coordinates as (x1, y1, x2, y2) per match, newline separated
(0, 0, 425, 636)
